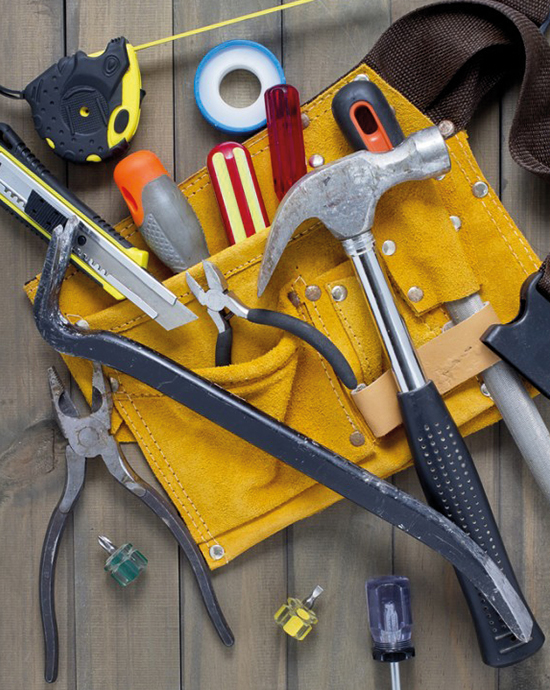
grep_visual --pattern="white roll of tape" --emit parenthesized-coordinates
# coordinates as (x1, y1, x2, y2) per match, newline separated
(194, 40, 286, 134)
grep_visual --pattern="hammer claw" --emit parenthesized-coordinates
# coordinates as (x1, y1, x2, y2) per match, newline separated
(258, 127, 451, 297)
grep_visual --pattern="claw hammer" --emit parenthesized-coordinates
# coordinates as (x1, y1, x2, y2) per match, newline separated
(257, 127, 544, 666)
(332, 78, 550, 504)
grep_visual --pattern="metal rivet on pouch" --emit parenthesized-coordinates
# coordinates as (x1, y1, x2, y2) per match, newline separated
(480, 383, 493, 400)
(438, 120, 456, 138)
(309, 153, 325, 168)
(109, 378, 120, 393)
(407, 286, 424, 303)
(350, 431, 366, 447)
(331, 285, 348, 302)
(472, 181, 489, 198)
(353, 73, 370, 82)
(76, 319, 90, 330)
(305, 285, 322, 301)
(301, 113, 311, 129)
(287, 290, 302, 308)
(382, 240, 396, 256)
(209, 544, 225, 560)
(450, 215, 462, 230)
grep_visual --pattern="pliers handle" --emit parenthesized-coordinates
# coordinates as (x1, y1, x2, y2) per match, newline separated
(186, 261, 358, 389)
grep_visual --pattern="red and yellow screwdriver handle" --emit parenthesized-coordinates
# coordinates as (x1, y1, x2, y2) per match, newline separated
(207, 142, 270, 245)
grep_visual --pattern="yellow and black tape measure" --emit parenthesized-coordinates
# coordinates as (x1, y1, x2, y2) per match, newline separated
(24, 37, 143, 163)
(0, 0, 317, 164)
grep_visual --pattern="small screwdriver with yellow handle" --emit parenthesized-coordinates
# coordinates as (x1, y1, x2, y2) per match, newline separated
(274, 585, 324, 640)
(0, 0, 317, 163)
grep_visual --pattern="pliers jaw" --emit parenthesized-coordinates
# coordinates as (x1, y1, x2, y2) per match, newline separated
(48, 363, 112, 456)
(41, 353, 234, 682)
(186, 261, 250, 331)
(186, 271, 232, 335)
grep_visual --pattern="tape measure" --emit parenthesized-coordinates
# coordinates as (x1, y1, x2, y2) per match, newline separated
(0, 0, 317, 164)
(23, 37, 142, 163)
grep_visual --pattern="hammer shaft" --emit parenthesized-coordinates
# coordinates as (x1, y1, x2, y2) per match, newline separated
(346, 231, 425, 391)
(346, 233, 544, 664)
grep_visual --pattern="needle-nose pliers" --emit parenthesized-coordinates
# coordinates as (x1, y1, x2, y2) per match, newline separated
(185, 260, 357, 389)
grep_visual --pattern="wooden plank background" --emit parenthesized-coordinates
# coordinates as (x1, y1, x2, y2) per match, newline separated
(0, 0, 549, 688)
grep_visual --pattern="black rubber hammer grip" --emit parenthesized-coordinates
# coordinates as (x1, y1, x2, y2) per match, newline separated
(399, 381, 544, 666)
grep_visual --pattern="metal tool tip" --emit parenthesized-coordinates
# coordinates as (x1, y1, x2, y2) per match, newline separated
(203, 260, 227, 290)
(304, 585, 324, 608)
(256, 266, 270, 298)
(98, 535, 117, 555)
(185, 271, 201, 297)
(47, 367, 65, 398)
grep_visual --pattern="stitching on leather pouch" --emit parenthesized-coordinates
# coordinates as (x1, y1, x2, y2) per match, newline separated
(110, 224, 319, 333)
(117, 393, 227, 563)
(331, 297, 375, 383)
(454, 136, 539, 275)
(290, 276, 359, 433)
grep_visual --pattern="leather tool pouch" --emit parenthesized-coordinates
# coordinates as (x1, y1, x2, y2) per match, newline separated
(25, 0, 545, 569)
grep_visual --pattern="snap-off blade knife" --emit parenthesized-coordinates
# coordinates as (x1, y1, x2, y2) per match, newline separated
(0, 123, 196, 331)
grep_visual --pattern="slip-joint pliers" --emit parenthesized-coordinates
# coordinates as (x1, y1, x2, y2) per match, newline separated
(40, 363, 233, 683)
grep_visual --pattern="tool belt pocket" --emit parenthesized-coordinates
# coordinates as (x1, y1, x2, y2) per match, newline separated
(24, 64, 541, 569)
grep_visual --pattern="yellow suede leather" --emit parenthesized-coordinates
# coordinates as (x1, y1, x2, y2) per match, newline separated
(24, 64, 540, 569)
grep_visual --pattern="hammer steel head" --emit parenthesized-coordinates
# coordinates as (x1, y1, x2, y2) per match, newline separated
(257, 126, 451, 296)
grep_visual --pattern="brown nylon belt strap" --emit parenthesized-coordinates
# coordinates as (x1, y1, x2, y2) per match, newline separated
(364, 0, 550, 293)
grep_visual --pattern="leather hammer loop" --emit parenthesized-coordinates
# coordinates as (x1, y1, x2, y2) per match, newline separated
(364, 0, 550, 297)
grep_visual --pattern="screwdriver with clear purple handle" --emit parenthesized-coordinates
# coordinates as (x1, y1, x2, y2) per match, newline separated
(366, 576, 415, 690)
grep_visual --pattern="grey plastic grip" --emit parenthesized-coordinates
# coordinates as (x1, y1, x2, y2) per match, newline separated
(446, 293, 550, 502)
(140, 176, 209, 273)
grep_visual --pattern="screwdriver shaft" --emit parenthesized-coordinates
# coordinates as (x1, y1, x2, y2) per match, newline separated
(390, 662, 401, 690)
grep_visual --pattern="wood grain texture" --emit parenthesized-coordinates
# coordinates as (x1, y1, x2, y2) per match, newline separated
(62, 2, 181, 689)
(0, 0, 549, 688)
(498, 80, 550, 690)
(173, 5, 287, 689)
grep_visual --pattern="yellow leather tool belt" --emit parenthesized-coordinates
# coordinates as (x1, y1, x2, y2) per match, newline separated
(25, 64, 540, 570)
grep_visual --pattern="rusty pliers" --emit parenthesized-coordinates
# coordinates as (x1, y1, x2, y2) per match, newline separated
(40, 363, 233, 683)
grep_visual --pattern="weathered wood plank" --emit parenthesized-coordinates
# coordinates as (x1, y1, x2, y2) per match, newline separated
(282, 1, 394, 689)
(173, 3, 287, 689)
(64, 1, 181, 688)
(0, 0, 73, 687)
(498, 79, 550, 690)
(0, 419, 76, 688)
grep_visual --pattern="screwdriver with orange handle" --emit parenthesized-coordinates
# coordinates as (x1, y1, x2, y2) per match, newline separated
(114, 150, 209, 273)
(331, 78, 404, 153)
